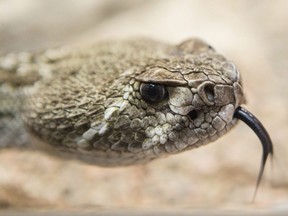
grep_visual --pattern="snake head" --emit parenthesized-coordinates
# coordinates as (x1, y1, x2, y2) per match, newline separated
(123, 39, 272, 191)
(22, 38, 272, 189)
(133, 38, 246, 152)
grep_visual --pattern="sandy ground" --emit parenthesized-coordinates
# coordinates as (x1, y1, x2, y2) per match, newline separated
(0, 0, 287, 213)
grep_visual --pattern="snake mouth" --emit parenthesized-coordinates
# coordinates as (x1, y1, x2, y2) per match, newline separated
(233, 106, 273, 198)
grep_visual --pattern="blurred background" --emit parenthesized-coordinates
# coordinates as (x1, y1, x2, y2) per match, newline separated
(0, 0, 287, 214)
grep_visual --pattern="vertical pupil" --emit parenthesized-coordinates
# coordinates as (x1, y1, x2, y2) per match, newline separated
(148, 84, 158, 96)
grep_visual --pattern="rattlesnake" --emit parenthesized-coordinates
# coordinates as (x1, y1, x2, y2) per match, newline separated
(0, 38, 273, 188)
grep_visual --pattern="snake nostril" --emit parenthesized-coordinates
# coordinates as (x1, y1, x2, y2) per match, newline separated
(204, 85, 215, 102)
(188, 110, 198, 121)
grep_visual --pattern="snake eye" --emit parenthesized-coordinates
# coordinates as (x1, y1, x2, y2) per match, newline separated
(140, 83, 167, 103)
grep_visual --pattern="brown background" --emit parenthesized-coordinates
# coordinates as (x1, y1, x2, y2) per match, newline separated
(0, 0, 287, 214)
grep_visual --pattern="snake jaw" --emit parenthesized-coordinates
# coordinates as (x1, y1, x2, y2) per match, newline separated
(233, 106, 273, 196)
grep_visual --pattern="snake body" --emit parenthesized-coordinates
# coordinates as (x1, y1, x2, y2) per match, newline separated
(0, 38, 272, 183)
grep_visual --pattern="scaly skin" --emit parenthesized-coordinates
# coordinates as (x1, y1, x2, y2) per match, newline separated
(0, 38, 245, 166)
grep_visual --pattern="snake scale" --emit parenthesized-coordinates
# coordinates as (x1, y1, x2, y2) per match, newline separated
(0, 38, 273, 189)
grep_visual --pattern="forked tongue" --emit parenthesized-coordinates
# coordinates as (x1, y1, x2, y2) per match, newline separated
(233, 106, 273, 200)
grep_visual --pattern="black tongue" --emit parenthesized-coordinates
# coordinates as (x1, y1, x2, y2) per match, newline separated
(233, 106, 273, 199)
